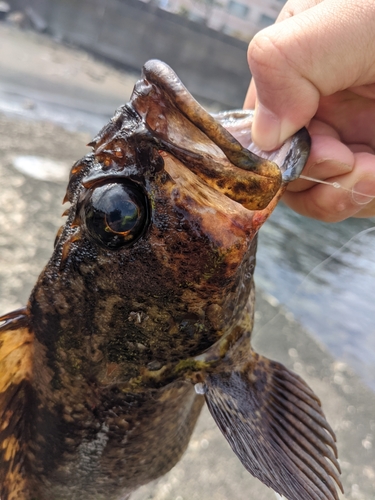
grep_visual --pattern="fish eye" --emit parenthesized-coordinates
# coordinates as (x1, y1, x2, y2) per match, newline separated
(81, 182, 149, 249)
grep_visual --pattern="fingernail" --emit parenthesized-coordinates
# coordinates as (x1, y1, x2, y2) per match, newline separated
(252, 103, 280, 150)
(352, 178, 375, 205)
(252, 102, 295, 151)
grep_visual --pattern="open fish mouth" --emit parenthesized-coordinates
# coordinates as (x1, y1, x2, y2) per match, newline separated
(85, 60, 311, 213)
(140, 60, 311, 210)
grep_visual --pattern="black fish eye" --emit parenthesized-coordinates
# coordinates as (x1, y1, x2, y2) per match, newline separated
(81, 182, 149, 249)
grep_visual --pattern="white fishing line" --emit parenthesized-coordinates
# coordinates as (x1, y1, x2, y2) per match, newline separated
(261, 173, 375, 316)
(300, 174, 341, 189)
(286, 225, 375, 286)
(254, 223, 375, 338)
(299, 174, 375, 204)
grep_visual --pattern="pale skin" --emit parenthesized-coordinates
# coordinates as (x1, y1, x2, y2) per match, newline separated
(244, 0, 375, 222)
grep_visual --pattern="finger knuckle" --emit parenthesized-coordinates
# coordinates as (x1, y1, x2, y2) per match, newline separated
(248, 32, 282, 76)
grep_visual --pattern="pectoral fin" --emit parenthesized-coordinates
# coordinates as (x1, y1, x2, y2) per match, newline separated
(203, 352, 343, 500)
(0, 308, 34, 499)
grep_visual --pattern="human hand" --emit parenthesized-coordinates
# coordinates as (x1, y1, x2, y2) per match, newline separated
(245, 0, 375, 221)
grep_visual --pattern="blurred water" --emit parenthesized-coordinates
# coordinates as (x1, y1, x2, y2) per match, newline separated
(255, 203, 375, 392)
(0, 87, 109, 135)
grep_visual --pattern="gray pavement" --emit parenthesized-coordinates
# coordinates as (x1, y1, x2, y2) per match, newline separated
(0, 23, 375, 500)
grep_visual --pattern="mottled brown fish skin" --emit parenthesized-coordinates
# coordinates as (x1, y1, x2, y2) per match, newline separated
(23, 161, 259, 498)
(1, 65, 262, 499)
(0, 60, 341, 500)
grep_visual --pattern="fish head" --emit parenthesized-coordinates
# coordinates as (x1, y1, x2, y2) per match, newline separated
(33, 60, 310, 383)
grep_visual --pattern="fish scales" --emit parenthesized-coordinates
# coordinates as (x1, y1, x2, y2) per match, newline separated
(0, 60, 342, 500)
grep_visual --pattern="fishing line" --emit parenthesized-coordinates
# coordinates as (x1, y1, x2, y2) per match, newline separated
(299, 174, 375, 204)
(300, 174, 342, 188)
(253, 175, 375, 340)
(287, 226, 375, 288)
(254, 199, 375, 336)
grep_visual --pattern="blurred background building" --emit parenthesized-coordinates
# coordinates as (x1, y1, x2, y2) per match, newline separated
(148, 0, 286, 41)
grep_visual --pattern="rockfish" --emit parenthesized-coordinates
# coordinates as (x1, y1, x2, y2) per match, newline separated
(0, 60, 342, 500)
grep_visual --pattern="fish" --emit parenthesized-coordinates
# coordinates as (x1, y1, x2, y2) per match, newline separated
(0, 60, 343, 500)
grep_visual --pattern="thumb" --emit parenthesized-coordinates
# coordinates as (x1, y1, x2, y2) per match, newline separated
(247, 0, 375, 150)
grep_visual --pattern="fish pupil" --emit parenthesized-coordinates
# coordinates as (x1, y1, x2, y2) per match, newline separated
(106, 201, 139, 233)
(82, 182, 149, 249)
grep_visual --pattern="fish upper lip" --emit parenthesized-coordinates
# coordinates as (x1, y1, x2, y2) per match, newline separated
(142, 61, 279, 178)
(212, 108, 311, 183)
(140, 60, 311, 210)
(134, 60, 282, 211)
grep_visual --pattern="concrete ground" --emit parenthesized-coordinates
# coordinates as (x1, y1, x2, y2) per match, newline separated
(0, 23, 374, 500)
(0, 23, 138, 119)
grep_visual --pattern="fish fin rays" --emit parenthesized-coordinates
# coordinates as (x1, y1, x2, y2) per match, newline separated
(0, 308, 34, 499)
(204, 353, 343, 500)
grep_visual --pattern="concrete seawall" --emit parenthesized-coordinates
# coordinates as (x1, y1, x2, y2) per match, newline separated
(8, 0, 250, 107)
